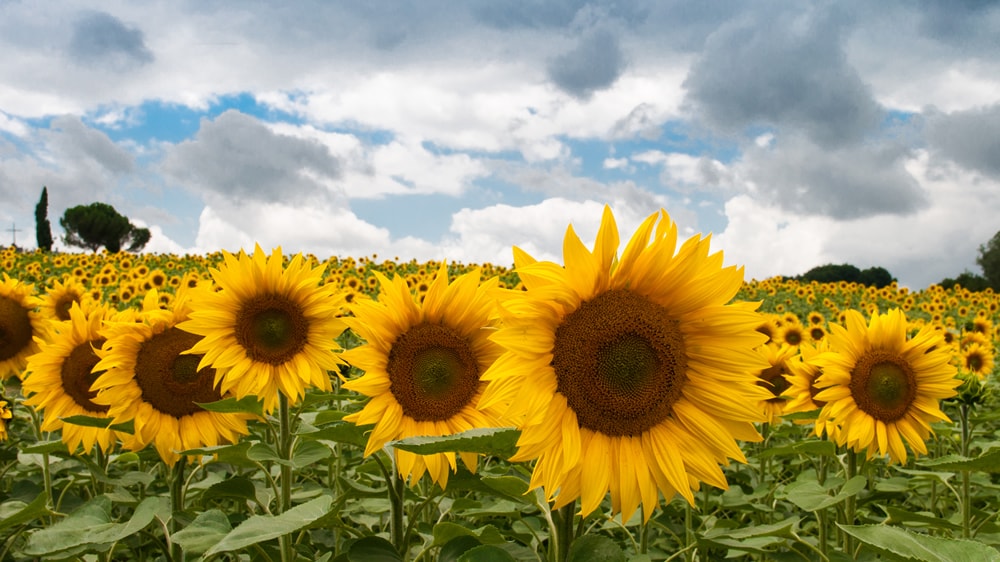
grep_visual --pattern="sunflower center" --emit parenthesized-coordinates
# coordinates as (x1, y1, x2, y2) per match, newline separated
(757, 364, 790, 403)
(850, 350, 916, 422)
(966, 353, 983, 372)
(134, 327, 222, 418)
(553, 289, 687, 437)
(55, 294, 78, 321)
(0, 295, 33, 362)
(387, 323, 480, 422)
(235, 295, 309, 365)
(60, 340, 108, 413)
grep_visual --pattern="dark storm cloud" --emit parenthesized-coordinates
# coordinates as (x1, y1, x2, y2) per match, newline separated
(925, 104, 1000, 179)
(914, 0, 1000, 51)
(162, 110, 342, 203)
(742, 136, 926, 219)
(682, 6, 883, 148)
(68, 11, 154, 70)
(471, 0, 647, 29)
(547, 29, 626, 98)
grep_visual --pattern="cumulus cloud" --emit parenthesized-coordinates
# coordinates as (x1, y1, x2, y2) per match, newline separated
(162, 110, 343, 204)
(548, 28, 626, 99)
(68, 11, 153, 70)
(738, 134, 926, 219)
(925, 103, 1000, 179)
(683, 5, 882, 147)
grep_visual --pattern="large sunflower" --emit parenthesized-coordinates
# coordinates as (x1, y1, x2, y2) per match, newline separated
(0, 274, 43, 379)
(479, 206, 771, 522)
(92, 289, 251, 465)
(813, 309, 960, 464)
(754, 343, 800, 424)
(22, 301, 122, 453)
(178, 245, 348, 412)
(342, 265, 504, 488)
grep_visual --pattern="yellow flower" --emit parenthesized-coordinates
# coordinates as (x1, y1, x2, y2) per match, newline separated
(755, 343, 800, 424)
(0, 399, 12, 442)
(782, 340, 839, 439)
(37, 277, 91, 326)
(178, 245, 348, 412)
(342, 265, 504, 488)
(959, 341, 994, 379)
(92, 289, 251, 465)
(813, 309, 960, 464)
(22, 301, 122, 453)
(479, 206, 771, 522)
(0, 274, 43, 379)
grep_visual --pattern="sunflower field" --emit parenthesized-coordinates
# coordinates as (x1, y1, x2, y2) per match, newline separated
(1, 207, 999, 562)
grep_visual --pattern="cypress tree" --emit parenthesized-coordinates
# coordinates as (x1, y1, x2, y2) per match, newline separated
(34, 186, 53, 252)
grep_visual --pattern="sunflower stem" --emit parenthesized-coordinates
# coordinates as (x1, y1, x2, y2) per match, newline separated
(843, 449, 858, 554)
(959, 403, 972, 539)
(639, 505, 650, 555)
(389, 466, 406, 555)
(817, 434, 828, 558)
(278, 393, 294, 562)
(555, 502, 576, 562)
(169, 457, 186, 562)
(27, 406, 54, 522)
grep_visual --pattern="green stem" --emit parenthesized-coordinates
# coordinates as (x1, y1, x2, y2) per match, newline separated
(960, 403, 972, 539)
(844, 450, 858, 554)
(817, 435, 828, 558)
(390, 467, 406, 555)
(639, 505, 650, 555)
(169, 458, 186, 562)
(278, 393, 294, 562)
(555, 502, 576, 562)
(684, 500, 695, 562)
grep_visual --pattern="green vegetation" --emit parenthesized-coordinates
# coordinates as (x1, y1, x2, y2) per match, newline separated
(59, 202, 151, 253)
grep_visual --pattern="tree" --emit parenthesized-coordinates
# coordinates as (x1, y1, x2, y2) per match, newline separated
(59, 202, 151, 253)
(34, 187, 53, 252)
(795, 263, 896, 288)
(976, 230, 1000, 290)
(939, 270, 990, 292)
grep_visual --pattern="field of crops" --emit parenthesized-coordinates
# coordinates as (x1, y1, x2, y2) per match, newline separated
(1, 209, 999, 562)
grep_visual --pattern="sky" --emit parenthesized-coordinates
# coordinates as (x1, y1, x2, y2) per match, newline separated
(1, 1, 999, 289)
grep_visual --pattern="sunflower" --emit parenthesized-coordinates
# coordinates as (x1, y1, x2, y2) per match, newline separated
(782, 341, 838, 438)
(755, 343, 800, 424)
(479, 206, 772, 522)
(780, 322, 805, 347)
(959, 342, 994, 379)
(92, 289, 252, 465)
(37, 278, 90, 325)
(813, 309, 960, 464)
(178, 245, 348, 412)
(342, 265, 504, 488)
(0, 274, 43, 380)
(0, 399, 12, 442)
(21, 301, 123, 453)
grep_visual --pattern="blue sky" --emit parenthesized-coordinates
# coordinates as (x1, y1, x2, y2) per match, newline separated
(2, 1, 999, 288)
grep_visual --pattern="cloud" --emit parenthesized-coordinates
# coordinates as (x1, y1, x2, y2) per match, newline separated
(43, 115, 134, 174)
(683, 5, 882, 147)
(738, 134, 926, 219)
(548, 29, 626, 99)
(68, 11, 153, 70)
(162, 110, 343, 204)
(925, 103, 1000, 179)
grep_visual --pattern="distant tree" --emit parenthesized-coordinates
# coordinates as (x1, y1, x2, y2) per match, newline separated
(939, 270, 990, 292)
(976, 230, 1000, 290)
(34, 187, 53, 252)
(59, 202, 151, 253)
(858, 266, 895, 289)
(796, 263, 895, 288)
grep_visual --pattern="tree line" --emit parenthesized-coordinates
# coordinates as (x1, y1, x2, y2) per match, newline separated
(32, 187, 150, 254)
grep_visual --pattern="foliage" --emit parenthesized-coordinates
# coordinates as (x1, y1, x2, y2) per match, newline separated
(940, 270, 991, 292)
(977, 230, 1000, 291)
(33, 187, 53, 252)
(795, 263, 896, 288)
(59, 202, 151, 253)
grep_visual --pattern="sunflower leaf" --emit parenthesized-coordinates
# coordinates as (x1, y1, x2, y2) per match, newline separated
(918, 449, 1000, 473)
(21, 496, 166, 557)
(760, 439, 837, 459)
(179, 441, 258, 468)
(19, 439, 68, 454)
(196, 396, 264, 416)
(296, 420, 372, 448)
(171, 509, 233, 556)
(388, 427, 521, 458)
(781, 475, 866, 512)
(457, 544, 517, 562)
(566, 534, 626, 562)
(0, 492, 51, 532)
(839, 524, 1000, 561)
(203, 495, 334, 556)
(342, 535, 404, 561)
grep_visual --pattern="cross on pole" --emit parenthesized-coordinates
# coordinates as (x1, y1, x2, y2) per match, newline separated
(8, 222, 22, 246)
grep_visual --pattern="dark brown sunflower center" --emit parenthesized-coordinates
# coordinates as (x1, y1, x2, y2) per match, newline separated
(135, 327, 222, 418)
(235, 294, 309, 365)
(810, 327, 825, 341)
(966, 352, 984, 372)
(553, 289, 687, 437)
(784, 329, 803, 346)
(387, 323, 480, 421)
(757, 363, 790, 403)
(807, 371, 827, 408)
(850, 350, 916, 422)
(0, 295, 33, 362)
(55, 294, 79, 321)
(60, 339, 108, 413)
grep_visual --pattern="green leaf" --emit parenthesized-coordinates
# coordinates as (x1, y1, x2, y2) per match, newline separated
(440, 535, 483, 562)
(292, 440, 332, 469)
(919, 449, 1000, 472)
(204, 495, 334, 556)
(458, 544, 517, 562)
(782, 475, 866, 512)
(246, 442, 282, 464)
(59, 415, 134, 433)
(171, 509, 232, 556)
(196, 395, 264, 416)
(389, 427, 520, 458)
(760, 439, 837, 459)
(881, 506, 963, 531)
(567, 535, 626, 562)
(200, 476, 259, 507)
(20, 439, 68, 454)
(297, 421, 372, 448)
(344, 535, 404, 561)
(433, 522, 480, 546)
(179, 441, 257, 467)
(22, 496, 166, 557)
(839, 524, 1000, 561)
(703, 517, 800, 540)
(0, 492, 51, 532)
